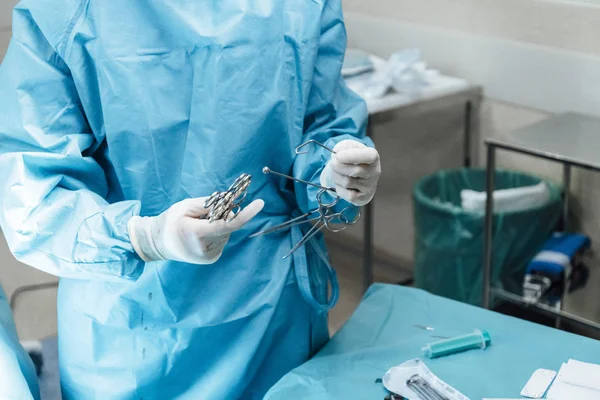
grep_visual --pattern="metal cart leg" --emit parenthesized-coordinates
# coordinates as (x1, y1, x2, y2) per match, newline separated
(556, 163, 572, 328)
(482, 144, 496, 309)
(464, 101, 473, 168)
(562, 164, 571, 232)
(363, 121, 375, 292)
(363, 200, 374, 292)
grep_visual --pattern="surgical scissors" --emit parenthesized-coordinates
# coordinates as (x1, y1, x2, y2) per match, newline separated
(250, 140, 361, 258)
(204, 173, 252, 223)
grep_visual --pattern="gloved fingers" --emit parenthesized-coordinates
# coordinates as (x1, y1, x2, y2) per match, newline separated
(335, 147, 380, 165)
(332, 139, 367, 153)
(206, 199, 265, 236)
(182, 197, 211, 218)
(333, 173, 369, 192)
(335, 186, 373, 207)
(227, 199, 265, 230)
(320, 163, 335, 189)
(330, 158, 378, 178)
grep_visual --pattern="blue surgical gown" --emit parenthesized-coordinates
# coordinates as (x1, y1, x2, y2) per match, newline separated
(0, 1, 370, 398)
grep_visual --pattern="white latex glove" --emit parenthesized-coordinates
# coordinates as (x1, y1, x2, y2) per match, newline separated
(320, 140, 381, 206)
(128, 197, 264, 264)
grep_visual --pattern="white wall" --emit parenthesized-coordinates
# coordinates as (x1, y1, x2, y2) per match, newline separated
(344, 0, 600, 56)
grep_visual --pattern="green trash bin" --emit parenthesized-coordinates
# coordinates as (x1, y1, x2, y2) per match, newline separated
(413, 168, 562, 306)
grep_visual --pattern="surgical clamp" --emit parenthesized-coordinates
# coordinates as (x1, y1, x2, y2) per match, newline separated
(204, 173, 252, 223)
(250, 140, 360, 258)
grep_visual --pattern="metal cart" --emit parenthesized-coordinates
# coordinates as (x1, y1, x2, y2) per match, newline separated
(483, 112, 600, 330)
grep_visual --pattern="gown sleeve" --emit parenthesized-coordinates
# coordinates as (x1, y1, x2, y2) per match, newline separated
(0, 4, 144, 281)
(293, 0, 373, 214)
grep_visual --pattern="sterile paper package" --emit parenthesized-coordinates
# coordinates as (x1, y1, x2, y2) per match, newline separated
(344, 49, 440, 100)
(546, 359, 600, 399)
(383, 358, 469, 400)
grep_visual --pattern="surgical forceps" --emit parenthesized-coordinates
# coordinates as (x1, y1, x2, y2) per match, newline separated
(204, 173, 252, 223)
(406, 374, 449, 400)
(250, 140, 360, 258)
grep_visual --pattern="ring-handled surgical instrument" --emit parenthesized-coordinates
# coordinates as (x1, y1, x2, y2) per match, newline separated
(204, 173, 252, 223)
(261, 167, 336, 193)
(251, 140, 361, 258)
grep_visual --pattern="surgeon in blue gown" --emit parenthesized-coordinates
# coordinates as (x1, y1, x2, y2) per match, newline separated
(0, 0, 381, 398)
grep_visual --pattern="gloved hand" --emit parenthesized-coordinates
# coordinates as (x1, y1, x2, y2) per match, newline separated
(128, 198, 264, 264)
(320, 140, 381, 206)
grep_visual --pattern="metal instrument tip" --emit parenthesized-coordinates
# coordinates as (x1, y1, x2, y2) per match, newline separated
(262, 167, 271, 174)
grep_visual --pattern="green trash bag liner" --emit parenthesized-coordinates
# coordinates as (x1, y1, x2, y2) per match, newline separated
(413, 168, 562, 306)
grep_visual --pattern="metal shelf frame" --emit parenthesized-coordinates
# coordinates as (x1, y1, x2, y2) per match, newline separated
(482, 113, 600, 330)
